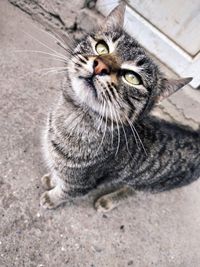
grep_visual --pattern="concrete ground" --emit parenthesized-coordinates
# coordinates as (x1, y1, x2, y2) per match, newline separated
(0, 0, 200, 266)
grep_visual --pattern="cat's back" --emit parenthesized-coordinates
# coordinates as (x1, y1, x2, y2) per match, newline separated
(128, 116, 200, 191)
(144, 115, 200, 141)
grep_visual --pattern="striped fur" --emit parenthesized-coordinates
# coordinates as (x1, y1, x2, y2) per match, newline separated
(40, 4, 200, 210)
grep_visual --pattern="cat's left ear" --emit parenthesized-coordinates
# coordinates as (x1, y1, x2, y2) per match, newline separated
(157, 77, 192, 103)
(102, 3, 126, 31)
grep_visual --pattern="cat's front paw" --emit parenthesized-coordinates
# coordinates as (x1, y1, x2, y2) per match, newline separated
(94, 196, 115, 213)
(40, 191, 57, 209)
(40, 187, 65, 209)
(41, 173, 54, 190)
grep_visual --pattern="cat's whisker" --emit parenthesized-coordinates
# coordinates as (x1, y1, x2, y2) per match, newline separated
(124, 115, 139, 148)
(117, 111, 134, 159)
(22, 31, 70, 61)
(34, 26, 69, 52)
(98, 87, 114, 146)
(113, 105, 121, 156)
(15, 49, 68, 63)
(40, 66, 67, 71)
(95, 100, 108, 155)
(30, 21, 75, 54)
(97, 80, 121, 156)
(74, 109, 88, 137)
(102, 91, 116, 148)
(11, 66, 67, 81)
(131, 122, 147, 156)
(112, 88, 140, 151)
(96, 100, 104, 128)
(108, 101, 114, 146)
(109, 102, 119, 151)
(113, 92, 139, 149)
(40, 69, 68, 77)
(117, 92, 147, 155)
(97, 99, 106, 131)
(107, 85, 140, 157)
(104, 87, 122, 156)
(71, 111, 85, 132)
(103, 93, 120, 155)
(37, 56, 67, 64)
(62, 109, 87, 141)
(111, 98, 133, 159)
(51, 31, 76, 54)
(96, 81, 112, 141)
(56, 42, 74, 55)
(35, 66, 68, 75)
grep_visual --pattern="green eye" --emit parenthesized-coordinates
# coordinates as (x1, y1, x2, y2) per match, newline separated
(123, 71, 141, 85)
(95, 41, 109, 55)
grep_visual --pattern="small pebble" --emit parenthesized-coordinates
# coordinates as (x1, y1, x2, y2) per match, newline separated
(120, 225, 125, 231)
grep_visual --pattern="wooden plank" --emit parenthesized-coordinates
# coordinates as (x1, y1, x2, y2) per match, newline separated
(128, 0, 200, 56)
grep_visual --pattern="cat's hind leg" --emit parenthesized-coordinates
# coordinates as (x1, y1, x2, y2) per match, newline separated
(94, 186, 135, 213)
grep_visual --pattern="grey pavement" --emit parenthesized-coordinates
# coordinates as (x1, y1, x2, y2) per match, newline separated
(0, 1, 200, 266)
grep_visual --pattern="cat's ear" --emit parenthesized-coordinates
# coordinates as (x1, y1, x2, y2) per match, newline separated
(157, 77, 192, 103)
(102, 3, 126, 31)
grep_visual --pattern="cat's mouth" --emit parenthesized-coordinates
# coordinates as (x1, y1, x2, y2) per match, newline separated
(79, 76, 97, 98)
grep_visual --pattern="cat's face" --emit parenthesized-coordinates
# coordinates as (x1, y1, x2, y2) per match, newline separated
(66, 4, 191, 126)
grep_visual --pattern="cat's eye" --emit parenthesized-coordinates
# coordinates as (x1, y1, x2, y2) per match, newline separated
(123, 71, 141, 85)
(95, 41, 109, 55)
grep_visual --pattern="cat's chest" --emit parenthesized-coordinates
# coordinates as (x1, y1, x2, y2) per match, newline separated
(50, 116, 112, 165)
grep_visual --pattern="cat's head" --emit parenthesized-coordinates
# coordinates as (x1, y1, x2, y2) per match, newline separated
(66, 3, 191, 125)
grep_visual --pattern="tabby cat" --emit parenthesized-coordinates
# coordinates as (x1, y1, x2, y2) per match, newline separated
(40, 4, 200, 212)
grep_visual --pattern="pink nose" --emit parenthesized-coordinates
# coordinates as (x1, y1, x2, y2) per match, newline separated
(93, 58, 110, 75)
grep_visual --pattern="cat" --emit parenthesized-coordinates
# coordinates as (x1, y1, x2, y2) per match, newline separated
(40, 3, 200, 212)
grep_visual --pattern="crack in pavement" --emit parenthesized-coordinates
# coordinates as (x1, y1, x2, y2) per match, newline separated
(8, 0, 82, 35)
(167, 98, 200, 125)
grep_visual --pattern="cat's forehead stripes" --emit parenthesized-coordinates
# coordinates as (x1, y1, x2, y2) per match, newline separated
(89, 31, 124, 54)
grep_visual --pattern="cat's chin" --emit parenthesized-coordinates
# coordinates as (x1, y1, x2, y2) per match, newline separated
(70, 76, 102, 113)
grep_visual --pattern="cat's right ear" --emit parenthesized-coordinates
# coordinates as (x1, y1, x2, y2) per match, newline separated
(156, 77, 192, 103)
(101, 3, 126, 31)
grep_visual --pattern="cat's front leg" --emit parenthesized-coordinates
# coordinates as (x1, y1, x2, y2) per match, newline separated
(94, 186, 135, 212)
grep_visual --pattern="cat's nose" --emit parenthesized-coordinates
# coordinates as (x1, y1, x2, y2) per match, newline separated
(93, 58, 110, 75)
